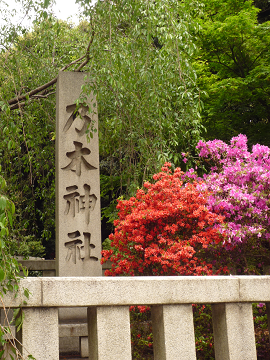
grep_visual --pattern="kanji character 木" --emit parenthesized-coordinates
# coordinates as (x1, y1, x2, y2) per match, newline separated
(61, 141, 97, 176)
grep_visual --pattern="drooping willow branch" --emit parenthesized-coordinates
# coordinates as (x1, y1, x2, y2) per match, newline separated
(4, 29, 95, 112)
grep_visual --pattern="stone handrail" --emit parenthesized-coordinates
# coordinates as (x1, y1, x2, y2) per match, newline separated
(1, 275, 270, 359)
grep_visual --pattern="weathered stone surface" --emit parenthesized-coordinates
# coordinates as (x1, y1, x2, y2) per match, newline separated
(59, 336, 80, 354)
(56, 71, 102, 353)
(0, 277, 41, 308)
(18, 259, 55, 271)
(2, 276, 270, 308)
(80, 336, 88, 358)
(59, 322, 88, 337)
(0, 308, 13, 325)
(88, 306, 132, 360)
(152, 304, 196, 360)
(212, 303, 256, 360)
(16, 307, 59, 359)
(41, 276, 241, 306)
(238, 275, 270, 301)
(56, 71, 102, 278)
(14, 258, 111, 278)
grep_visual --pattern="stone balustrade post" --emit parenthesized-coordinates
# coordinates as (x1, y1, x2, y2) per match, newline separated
(16, 307, 59, 359)
(87, 305, 132, 360)
(212, 303, 256, 360)
(152, 304, 196, 360)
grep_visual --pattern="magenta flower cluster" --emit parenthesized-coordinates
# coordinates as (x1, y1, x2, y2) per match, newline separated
(183, 134, 270, 257)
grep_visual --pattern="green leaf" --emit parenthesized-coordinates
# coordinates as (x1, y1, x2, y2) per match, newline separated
(7, 283, 13, 292)
(16, 311, 25, 332)
(0, 196, 7, 210)
(22, 266, 28, 277)
(0, 269, 5, 283)
(43, 0, 50, 8)
(13, 308, 20, 319)
(24, 288, 30, 299)
(0, 239, 5, 249)
(7, 210, 13, 227)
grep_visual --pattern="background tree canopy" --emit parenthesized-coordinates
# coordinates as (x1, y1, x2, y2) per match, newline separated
(196, 0, 270, 146)
(0, 0, 269, 258)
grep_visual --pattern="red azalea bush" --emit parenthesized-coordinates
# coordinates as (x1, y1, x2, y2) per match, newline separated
(101, 163, 227, 276)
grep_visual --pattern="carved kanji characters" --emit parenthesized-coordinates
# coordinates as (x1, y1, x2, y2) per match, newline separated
(63, 104, 92, 136)
(63, 184, 97, 224)
(65, 231, 98, 264)
(61, 141, 97, 176)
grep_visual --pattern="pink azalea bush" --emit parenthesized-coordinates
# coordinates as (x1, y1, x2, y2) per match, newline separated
(183, 134, 270, 273)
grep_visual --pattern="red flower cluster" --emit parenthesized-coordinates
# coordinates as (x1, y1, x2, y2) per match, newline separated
(101, 163, 227, 276)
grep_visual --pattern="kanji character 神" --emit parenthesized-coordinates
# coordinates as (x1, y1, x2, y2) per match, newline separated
(63, 184, 97, 224)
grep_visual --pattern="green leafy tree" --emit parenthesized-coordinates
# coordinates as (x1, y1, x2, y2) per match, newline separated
(195, 0, 270, 146)
(80, 0, 204, 181)
(0, 0, 205, 254)
(0, 4, 93, 256)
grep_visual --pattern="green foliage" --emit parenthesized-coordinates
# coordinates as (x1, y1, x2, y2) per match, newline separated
(252, 303, 270, 358)
(195, 0, 270, 146)
(0, 170, 18, 294)
(0, 171, 34, 359)
(0, 13, 90, 256)
(193, 305, 214, 360)
(79, 0, 205, 186)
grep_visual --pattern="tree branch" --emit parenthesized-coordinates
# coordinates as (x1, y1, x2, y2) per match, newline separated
(75, 28, 95, 72)
(4, 32, 95, 112)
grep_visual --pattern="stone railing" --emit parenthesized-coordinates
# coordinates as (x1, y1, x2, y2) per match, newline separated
(1, 276, 270, 359)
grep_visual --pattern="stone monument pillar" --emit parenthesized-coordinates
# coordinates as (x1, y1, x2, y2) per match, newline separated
(56, 71, 102, 355)
(56, 71, 101, 277)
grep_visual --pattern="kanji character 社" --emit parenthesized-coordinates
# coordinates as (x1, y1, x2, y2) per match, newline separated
(65, 231, 98, 264)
